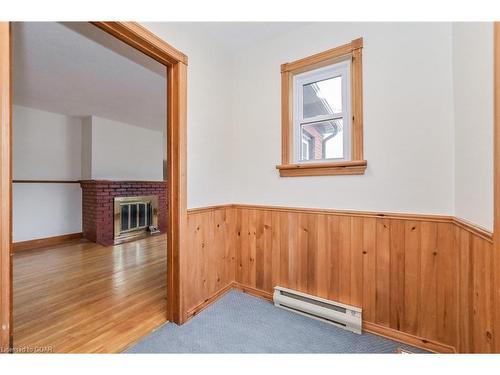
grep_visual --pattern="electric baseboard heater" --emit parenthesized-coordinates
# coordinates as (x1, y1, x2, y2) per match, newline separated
(273, 286, 362, 334)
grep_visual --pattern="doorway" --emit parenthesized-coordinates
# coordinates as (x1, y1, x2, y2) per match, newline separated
(0, 22, 187, 352)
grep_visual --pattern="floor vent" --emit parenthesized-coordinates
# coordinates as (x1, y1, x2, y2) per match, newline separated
(273, 286, 362, 334)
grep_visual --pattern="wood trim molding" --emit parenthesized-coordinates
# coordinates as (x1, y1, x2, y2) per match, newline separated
(277, 160, 367, 177)
(232, 203, 453, 223)
(189, 203, 493, 240)
(187, 204, 234, 214)
(185, 282, 234, 320)
(281, 69, 292, 164)
(233, 282, 273, 301)
(362, 322, 456, 354)
(12, 233, 83, 252)
(12, 179, 168, 184)
(166, 60, 188, 324)
(279, 38, 365, 177)
(453, 217, 493, 243)
(12, 180, 80, 184)
(91, 22, 187, 66)
(493, 21, 500, 354)
(281, 38, 363, 73)
(351, 44, 364, 161)
(0, 22, 12, 352)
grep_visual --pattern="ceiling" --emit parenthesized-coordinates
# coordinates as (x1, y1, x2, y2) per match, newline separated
(13, 22, 167, 131)
(166, 22, 310, 52)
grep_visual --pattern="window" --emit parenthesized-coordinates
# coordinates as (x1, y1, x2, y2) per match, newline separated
(295, 62, 350, 162)
(277, 38, 366, 177)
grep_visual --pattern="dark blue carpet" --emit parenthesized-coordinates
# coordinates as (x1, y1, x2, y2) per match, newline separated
(126, 290, 427, 353)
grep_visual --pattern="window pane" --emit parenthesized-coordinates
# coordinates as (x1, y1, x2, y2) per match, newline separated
(147, 203, 152, 226)
(138, 203, 146, 227)
(303, 76, 342, 118)
(120, 205, 129, 231)
(130, 204, 138, 229)
(300, 119, 343, 161)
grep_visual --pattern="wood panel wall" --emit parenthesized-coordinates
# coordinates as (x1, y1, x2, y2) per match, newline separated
(455, 225, 494, 353)
(184, 207, 236, 320)
(185, 204, 494, 353)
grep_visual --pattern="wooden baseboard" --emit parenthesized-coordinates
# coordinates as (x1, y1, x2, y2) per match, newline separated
(13, 232, 83, 252)
(363, 321, 456, 354)
(233, 282, 273, 301)
(185, 282, 234, 321)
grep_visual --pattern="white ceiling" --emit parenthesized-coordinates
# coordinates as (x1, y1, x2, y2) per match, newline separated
(13, 22, 167, 131)
(166, 22, 310, 52)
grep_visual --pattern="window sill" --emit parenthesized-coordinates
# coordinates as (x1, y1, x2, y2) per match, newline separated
(276, 160, 367, 177)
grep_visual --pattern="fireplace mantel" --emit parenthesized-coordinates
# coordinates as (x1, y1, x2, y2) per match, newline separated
(80, 180, 167, 246)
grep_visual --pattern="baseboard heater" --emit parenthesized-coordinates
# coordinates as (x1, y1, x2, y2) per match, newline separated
(273, 286, 362, 334)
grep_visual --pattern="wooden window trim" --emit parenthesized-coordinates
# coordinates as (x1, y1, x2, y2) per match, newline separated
(277, 38, 366, 177)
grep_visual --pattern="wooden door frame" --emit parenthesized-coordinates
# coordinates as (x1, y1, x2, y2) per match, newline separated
(494, 22, 500, 353)
(0, 22, 188, 352)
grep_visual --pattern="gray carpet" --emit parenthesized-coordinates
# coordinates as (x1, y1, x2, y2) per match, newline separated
(126, 290, 427, 353)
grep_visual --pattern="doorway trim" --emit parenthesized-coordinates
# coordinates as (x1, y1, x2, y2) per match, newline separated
(494, 22, 500, 353)
(0, 22, 188, 351)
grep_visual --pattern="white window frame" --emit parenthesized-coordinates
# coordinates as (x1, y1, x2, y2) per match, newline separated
(301, 132, 313, 160)
(292, 59, 351, 163)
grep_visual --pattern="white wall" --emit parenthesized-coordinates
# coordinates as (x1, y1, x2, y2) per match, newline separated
(13, 106, 166, 241)
(453, 23, 494, 231)
(229, 23, 456, 216)
(13, 184, 83, 242)
(13, 105, 82, 241)
(83, 116, 164, 181)
(141, 23, 235, 208)
(141, 22, 493, 227)
(14, 105, 82, 180)
(81, 116, 92, 180)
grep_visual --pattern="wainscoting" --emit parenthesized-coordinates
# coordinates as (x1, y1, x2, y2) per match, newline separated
(186, 204, 494, 353)
(185, 207, 236, 318)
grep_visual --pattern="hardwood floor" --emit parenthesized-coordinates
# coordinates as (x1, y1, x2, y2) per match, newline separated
(13, 234, 168, 353)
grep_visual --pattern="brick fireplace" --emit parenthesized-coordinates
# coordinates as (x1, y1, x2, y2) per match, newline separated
(80, 180, 167, 246)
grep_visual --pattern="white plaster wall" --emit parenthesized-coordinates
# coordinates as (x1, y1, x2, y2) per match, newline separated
(13, 184, 83, 242)
(13, 105, 82, 180)
(13, 105, 82, 241)
(229, 22, 456, 216)
(141, 22, 236, 208)
(84, 116, 164, 181)
(453, 22, 494, 231)
(13, 106, 166, 241)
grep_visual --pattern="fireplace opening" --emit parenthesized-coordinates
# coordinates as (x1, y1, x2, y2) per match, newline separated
(114, 195, 159, 243)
